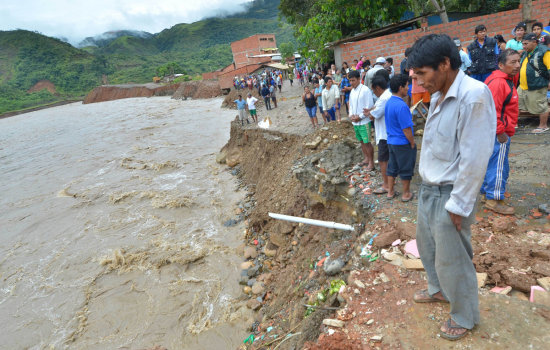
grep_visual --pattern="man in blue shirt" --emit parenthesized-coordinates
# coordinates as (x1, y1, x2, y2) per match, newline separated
(384, 74, 416, 201)
(340, 71, 351, 114)
(234, 94, 250, 126)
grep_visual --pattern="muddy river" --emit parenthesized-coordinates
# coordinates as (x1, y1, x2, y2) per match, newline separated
(0, 97, 249, 349)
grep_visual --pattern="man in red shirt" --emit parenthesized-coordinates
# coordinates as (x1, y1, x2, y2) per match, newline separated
(481, 49, 520, 215)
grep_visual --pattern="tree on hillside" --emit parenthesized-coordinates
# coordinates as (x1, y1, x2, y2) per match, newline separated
(282, 0, 407, 64)
(156, 62, 184, 77)
(281, 0, 523, 64)
(279, 42, 295, 62)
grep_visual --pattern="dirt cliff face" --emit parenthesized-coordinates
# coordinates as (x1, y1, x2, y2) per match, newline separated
(218, 117, 550, 349)
(171, 80, 223, 100)
(83, 84, 180, 104)
(27, 80, 57, 94)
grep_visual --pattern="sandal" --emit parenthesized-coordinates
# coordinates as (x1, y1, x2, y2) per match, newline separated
(532, 127, 549, 134)
(401, 193, 415, 202)
(440, 319, 469, 341)
(373, 187, 388, 195)
(413, 289, 449, 303)
(386, 191, 400, 200)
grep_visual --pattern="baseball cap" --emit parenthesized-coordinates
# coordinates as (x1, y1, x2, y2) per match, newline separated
(453, 38, 461, 47)
(375, 57, 386, 64)
(524, 33, 538, 41)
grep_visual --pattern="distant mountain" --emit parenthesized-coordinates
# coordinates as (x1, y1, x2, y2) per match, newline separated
(0, 30, 110, 114)
(0, 0, 293, 115)
(77, 30, 154, 48)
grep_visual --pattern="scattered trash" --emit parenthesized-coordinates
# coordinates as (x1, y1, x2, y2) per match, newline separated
(404, 240, 420, 258)
(244, 334, 255, 344)
(490, 286, 512, 295)
(391, 239, 401, 246)
(322, 318, 345, 328)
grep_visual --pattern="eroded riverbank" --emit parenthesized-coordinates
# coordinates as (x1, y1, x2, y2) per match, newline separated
(218, 82, 550, 349)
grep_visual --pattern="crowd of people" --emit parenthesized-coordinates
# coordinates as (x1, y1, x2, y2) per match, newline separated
(228, 18, 549, 343)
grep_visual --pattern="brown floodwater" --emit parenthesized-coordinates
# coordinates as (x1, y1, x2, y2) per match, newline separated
(0, 97, 250, 349)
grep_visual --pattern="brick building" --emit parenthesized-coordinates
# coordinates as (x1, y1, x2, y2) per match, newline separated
(331, 0, 550, 71)
(231, 34, 278, 68)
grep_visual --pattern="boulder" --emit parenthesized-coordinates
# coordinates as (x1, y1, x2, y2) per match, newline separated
(374, 229, 400, 248)
(215, 150, 227, 164)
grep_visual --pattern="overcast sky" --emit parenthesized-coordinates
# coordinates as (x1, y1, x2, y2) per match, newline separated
(0, 0, 252, 44)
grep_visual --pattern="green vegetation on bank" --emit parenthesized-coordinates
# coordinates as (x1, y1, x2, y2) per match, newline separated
(0, 0, 294, 115)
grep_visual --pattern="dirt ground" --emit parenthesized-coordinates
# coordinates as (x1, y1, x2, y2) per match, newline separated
(218, 81, 550, 350)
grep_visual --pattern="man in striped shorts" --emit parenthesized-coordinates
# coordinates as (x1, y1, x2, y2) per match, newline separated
(481, 49, 520, 215)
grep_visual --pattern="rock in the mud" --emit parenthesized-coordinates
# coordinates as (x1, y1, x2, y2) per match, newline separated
(538, 277, 550, 291)
(324, 257, 345, 275)
(491, 216, 513, 233)
(500, 270, 536, 292)
(239, 275, 250, 285)
(403, 258, 424, 270)
(532, 289, 550, 307)
(322, 319, 345, 328)
(225, 149, 242, 167)
(510, 290, 529, 301)
(247, 278, 256, 287)
(539, 203, 550, 215)
(533, 263, 550, 277)
(370, 335, 383, 342)
(374, 229, 400, 248)
(216, 150, 227, 164)
(347, 188, 356, 196)
(251, 282, 265, 295)
(263, 243, 277, 257)
(246, 299, 262, 310)
(243, 246, 258, 259)
(305, 136, 322, 149)
(247, 265, 260, 278)
(241, 261, 254, 270)
(476, 273, 488, 288)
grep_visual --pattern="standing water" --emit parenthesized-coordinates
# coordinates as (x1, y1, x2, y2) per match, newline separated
(0, 97, 249, 349)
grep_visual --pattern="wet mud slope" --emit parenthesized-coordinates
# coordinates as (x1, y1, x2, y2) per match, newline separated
(219, 109, 550, 349)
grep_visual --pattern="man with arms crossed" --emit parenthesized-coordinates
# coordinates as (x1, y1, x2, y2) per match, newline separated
(408, 34, 496, 341)
(481, 49, 520, 215)
(348, 70, 375, 169)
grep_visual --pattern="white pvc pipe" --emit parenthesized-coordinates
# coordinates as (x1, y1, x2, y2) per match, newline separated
(268, 212, 355, 231)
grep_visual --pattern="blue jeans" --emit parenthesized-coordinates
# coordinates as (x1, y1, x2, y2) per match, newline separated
(325, 107, 336, 121)
(306, 106, 317, 118)
(481, 135, 510, 200)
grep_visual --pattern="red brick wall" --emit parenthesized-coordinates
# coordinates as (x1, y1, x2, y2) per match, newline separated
(338, 0, 550, 70)
(231, 34, 277, 68)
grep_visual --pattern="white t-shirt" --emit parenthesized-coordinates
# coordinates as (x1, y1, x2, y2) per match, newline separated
(247, 96, 258, 110)
(369, 89, 392, 144)
(349, 84, 374, 126)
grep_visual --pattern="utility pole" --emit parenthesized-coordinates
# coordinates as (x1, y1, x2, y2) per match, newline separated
(521, 0, 533, 29)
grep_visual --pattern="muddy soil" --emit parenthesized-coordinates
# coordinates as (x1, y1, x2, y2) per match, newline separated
(219, 81, 550, 350)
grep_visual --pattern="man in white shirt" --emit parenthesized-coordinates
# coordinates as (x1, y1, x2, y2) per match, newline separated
(348, 70, 375, 169)
(246, 93, 258, 123)
(408, 34, 495, 341)
(321, 76, 340, 122)
(364, 75, 392, 193)
(364, 57, 386, 89)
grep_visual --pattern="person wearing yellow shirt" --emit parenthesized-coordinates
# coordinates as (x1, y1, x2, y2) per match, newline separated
(518, 33, 550, 133)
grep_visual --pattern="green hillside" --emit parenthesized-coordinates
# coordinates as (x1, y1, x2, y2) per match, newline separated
(0, 0, 294, 115)
(0, 30, 111, 114)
